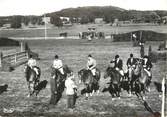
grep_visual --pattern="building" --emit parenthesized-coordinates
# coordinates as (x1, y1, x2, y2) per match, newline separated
(42, 17, 51, 24)
(162, 16, 167, 24)
(60, 17, 70, 24)
(2, 23, 11, 29)
(94, 18, 104, 24)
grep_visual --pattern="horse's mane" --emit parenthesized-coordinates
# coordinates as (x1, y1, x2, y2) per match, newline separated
(63, 65, 72, 74)
(106, 67, 121, 82)
(80, 69, 93, 83)
(25, 65, 36, 81)
(106, 67, 118, 75)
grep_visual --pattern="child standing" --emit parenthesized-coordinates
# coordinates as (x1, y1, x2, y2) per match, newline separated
(65, 73, 77, 109)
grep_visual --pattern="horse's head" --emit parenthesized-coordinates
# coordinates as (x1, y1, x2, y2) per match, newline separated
(63, 65, 73, 74)
(79, 69, 93, 84)
(24, 64, 28, 73)
(104, 67, 114, 79)
(78, 69, 86, 83)
(134, 59, 143, 75)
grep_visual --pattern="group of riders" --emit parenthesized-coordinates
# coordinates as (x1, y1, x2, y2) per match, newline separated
(26, 53, 153, 85)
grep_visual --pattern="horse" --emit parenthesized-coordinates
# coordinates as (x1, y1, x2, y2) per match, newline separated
(133, 59, 151, 94)
(24, 65, 41, 97)
(50, 65, 72, 105)
(103, 67, 122, 99)
(78, 68, 101, 99)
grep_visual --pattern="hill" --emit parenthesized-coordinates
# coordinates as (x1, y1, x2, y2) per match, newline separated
(47, 6, 125, 17)
(46, 6, 167, 23)
(0, 6, 167, 27)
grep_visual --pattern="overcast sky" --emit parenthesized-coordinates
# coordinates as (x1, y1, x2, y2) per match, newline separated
(0, 0, 167, 16)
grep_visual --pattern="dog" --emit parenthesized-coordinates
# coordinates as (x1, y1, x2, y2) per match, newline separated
(0, 84, 8, 94)
(34, 80, 48, 96)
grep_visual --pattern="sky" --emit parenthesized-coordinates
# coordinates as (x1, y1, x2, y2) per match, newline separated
(0, 0, 167, 16)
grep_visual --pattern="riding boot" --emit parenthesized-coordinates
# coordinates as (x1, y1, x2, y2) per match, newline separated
(93, 76, 97, 83)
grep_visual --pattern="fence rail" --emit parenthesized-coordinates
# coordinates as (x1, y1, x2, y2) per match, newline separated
(0, 51, 29, 70)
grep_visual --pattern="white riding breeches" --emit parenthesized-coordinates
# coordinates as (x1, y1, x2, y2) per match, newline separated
(116, 68, 124, 76)
(128, 67, 134, 78)
(33, 67, 39, 75)
(59, 68, 64, 75)
(91, 68, 96, 76)
(119, 70, 124, 76)
(144, 69, 151, 77)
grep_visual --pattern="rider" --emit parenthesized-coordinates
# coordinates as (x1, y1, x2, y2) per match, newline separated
(142, 55, 153, 79)
(110, 55, 124, 77)
(87, 54, 96, 77)
(52, 55, 64, 77)
(126, 53, 137, 78)
(27, 54, 39, 77)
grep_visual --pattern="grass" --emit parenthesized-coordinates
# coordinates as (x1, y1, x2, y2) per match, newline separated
(0, 39, 166, 117)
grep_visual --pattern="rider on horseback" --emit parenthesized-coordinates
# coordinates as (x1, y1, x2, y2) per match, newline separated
(110, 55, 124, 78)
(126, 53, 137, 78)
(142, 55, 153, 79)
(27, 55, 39, 77)
(87, 54, 96, 77)
(52, 55, 64, 78)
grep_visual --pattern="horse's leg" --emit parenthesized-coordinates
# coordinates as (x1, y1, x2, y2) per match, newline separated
(146, 79, 151, 92)
(96, 83, 100, 95)
(116, 84, 121, 99)
(85, 84, 89, 100)
(89, 84, 94, 97)
(29, 81, 34, 96)
(50, 78, 58, 105)
(27, 82, 31, 97)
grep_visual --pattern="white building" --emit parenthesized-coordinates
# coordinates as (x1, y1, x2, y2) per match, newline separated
(42, 17, 51, 24)
(94, 18, 104, 24)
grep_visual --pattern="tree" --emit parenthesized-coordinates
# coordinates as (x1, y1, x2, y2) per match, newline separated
(11, 16, 22, 28)
(80, 16, 89, 24)
(50, 15, 63, 27)
(0, 20, 4, 27)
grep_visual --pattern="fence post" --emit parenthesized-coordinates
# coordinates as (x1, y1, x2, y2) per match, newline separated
(161, 77, 165, 117)
(14, 53, 17, 63)
(26, 52, 29, 59)
(0, 52, 3, 68)
(140, 45, 145, 58)
(20, 42, 24, 52)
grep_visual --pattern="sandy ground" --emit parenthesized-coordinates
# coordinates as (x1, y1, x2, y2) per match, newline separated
(0, 39, 166, 117)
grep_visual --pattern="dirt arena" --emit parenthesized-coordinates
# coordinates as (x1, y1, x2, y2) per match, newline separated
(0, 39, 166, 117)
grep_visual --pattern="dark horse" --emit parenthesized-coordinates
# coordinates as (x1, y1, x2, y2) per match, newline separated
(50, 65, 72, 105)
(24, 65, 41, 97)
(104, 67, 122, 99)
(78, 68, 101, 98)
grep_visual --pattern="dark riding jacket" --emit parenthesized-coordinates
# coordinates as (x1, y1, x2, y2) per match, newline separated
(111, 59, 123, 70)
(142, 59, 152, 70)
(126, 58, 137, 67)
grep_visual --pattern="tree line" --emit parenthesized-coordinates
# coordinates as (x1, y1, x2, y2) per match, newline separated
(0, 6, 167, 28)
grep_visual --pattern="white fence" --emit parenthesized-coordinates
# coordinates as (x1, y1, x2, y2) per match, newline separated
(0, 51, 28, 70)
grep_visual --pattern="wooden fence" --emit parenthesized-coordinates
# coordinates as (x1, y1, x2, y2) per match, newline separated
(0, 51, 29, 71)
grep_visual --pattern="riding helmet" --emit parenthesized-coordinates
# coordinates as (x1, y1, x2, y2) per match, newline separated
(115, 55, 119, 59)
(88, 54, 92, 57)
(55, 55, 59, 59)
(130, 53, 133, 57)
